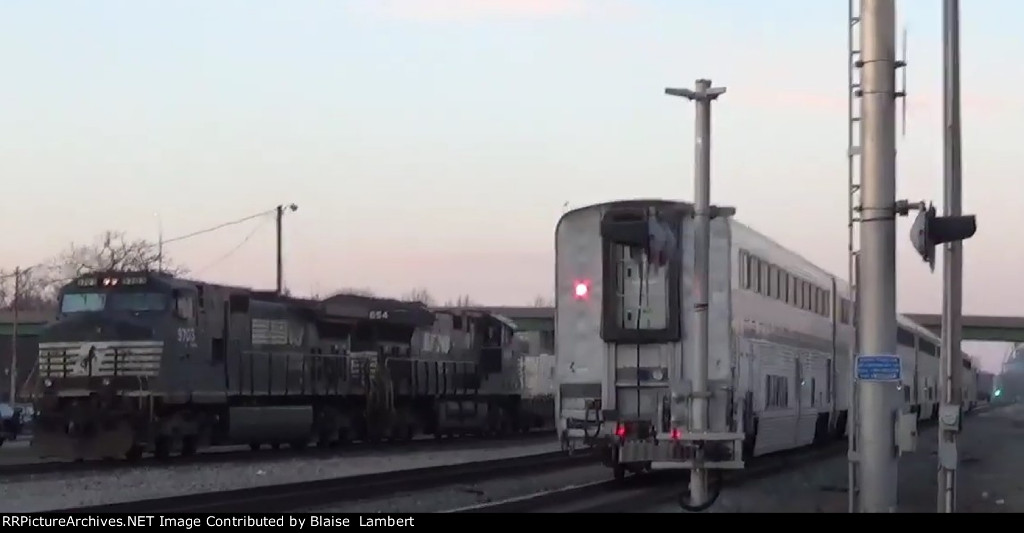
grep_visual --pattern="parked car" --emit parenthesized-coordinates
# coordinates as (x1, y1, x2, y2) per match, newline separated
(0, 403, 23, 447)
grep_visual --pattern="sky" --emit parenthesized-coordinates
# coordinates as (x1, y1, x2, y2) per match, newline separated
(1, 0, 1021, 371)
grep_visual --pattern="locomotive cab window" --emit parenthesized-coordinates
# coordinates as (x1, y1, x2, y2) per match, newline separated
(174, 291, 196, 322)
(60, 291, 169, 314)
(60, 292, 106, 313)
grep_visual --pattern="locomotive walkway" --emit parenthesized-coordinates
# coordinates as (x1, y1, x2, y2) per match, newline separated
(640, 403, 1024, 513)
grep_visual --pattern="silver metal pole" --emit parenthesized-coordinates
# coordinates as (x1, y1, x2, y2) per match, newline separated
(665, 78, 726, 507)
(857, 0, 900, 513)
(938, 0, 963, 514)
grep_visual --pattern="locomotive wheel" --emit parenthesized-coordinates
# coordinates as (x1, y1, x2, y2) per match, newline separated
(270, 442, 281, 451)
(154, 437, 171, 460)
(125, 445, 143, 461)
(249, 442, 261, 451)
(180, 437, 198, 457)
(289, 439, 307, 450)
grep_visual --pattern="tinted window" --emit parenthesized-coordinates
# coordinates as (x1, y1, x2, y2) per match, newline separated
(897, 327, 916, 348)
(112, 292, 168, 312)
(60, 292, 168, 313)
(61, 293, 106, 313)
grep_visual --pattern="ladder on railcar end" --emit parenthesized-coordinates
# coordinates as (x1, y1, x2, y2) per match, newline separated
(847, 0, 863, 514)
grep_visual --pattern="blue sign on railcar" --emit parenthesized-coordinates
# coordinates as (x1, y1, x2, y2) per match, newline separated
(856, 355, 902, 382)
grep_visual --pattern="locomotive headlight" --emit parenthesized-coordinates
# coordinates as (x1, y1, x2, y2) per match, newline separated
(44, 378, 53, 387)
(102, 378, 111, 386)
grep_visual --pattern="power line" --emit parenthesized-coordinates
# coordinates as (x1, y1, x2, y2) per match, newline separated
(197, 215, 274, 275)
(162, 208, 277, 247)
(0, 207, 281, 280)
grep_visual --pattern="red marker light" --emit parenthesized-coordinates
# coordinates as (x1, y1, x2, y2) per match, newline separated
(670, 428, 682, 440)
(573, 280, 589, 300)
(615, 424, 626, 437)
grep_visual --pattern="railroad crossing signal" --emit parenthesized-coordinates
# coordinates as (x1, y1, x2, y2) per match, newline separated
(909, 203, 977, 272)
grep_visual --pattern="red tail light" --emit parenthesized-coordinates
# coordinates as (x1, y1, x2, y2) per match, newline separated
(670, 428, 682, 440)
(615, 424, 626, 437)
(573, 280, 590, 300)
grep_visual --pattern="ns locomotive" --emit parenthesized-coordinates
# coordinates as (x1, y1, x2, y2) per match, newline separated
(31, 271, 554, 460)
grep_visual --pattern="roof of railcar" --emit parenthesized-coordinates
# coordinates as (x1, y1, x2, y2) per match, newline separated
(558, 198, 695, 223)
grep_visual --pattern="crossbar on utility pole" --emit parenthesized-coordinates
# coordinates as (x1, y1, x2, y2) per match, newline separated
(665, 78, 726, 509)
(937, 0, 963, 514)
(856, 0, 900, 513)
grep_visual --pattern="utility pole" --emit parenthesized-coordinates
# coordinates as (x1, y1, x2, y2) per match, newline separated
(938, 0, 963, 514)
(856, 0, 900, 513)
(275, 203, 298, 295)
(157, 213, 164, 273)
(9, 267, 19, 405)
(665, 78, 726, 509)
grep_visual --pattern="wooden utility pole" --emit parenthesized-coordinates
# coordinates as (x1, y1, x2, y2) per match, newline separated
(9, 267, 19, 404)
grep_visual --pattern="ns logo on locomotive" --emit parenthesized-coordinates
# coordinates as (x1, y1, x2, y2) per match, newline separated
(31, 271, 556, 461)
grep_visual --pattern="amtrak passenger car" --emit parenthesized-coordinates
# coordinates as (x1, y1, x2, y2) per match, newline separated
(554, 199, 961, 480)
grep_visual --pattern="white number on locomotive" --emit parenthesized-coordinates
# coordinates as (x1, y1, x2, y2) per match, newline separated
(177, 327, 197, 344)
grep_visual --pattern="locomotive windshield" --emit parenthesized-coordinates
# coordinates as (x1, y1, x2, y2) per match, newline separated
(60, 292, 169, 313)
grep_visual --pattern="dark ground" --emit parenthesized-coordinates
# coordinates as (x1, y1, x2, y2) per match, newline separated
(647, 404, 1023, 513)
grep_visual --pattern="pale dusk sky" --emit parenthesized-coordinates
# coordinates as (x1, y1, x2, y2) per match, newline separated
(1, 0, 1021, 371)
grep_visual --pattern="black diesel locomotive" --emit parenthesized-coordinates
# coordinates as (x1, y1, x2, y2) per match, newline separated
(32, 271, 554, 460)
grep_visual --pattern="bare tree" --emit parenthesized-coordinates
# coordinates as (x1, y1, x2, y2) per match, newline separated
(401, 288, 434, 306)
(0, 230, 185, 309)
(333, 287, 376, 297)
(0, 268, 57, 310)
(531, 295, 553, 307)
(446, 294, 475, 307)
(52, 230, 187, 281)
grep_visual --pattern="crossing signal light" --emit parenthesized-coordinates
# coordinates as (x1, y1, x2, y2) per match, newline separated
(909, 203, 977, 272)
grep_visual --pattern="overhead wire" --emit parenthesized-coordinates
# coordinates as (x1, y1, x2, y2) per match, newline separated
(161, 208, 277, 247)
(0, 207, 281, 281)
(196, 214, 274, 275)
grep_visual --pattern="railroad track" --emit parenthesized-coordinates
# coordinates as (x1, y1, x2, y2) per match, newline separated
(47, 450, 597, 513)
(0, 430, 555, 478)
(452, 406, 997, 513)
(450, 440, 845, 513)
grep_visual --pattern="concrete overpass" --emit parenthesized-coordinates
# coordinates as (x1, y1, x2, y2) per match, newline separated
(904, 314, 1024, 343)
